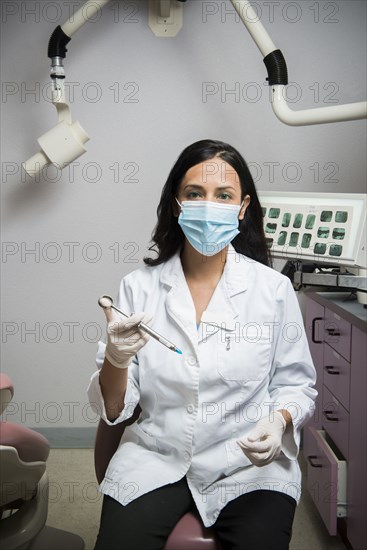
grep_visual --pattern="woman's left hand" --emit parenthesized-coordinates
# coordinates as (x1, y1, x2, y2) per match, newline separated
(237, 411, 287, 467)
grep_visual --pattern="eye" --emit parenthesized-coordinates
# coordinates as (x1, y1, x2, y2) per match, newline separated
(217, 193, 232, 200)
(186, 191, 202, 199)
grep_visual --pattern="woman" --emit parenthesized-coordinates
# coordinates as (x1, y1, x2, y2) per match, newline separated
(88, 139, 317, 550)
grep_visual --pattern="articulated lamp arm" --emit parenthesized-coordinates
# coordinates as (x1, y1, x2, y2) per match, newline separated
(23, 0, 190, 176)
(23, 0, 366, 177)
(22, 0, 111, 176)
(231, 0, 367, 125)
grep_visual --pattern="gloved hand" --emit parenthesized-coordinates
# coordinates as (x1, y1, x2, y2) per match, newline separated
(103, 304, 153, 369)
(237, 411, 286, 467)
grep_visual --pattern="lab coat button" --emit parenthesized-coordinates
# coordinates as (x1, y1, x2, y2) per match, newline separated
(186, 355, 196, 366)
(184, 451, 191, 460)
(187, 404, 194, 414)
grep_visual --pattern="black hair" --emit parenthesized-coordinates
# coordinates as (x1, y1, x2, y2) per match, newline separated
(143, 139, 272, 267)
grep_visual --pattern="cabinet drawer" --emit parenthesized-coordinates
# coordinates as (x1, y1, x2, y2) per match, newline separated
(322, 386, 349, 459)
(306, 428, 347, 536)
(323, 344, 351, 411)
(324, 308, 351, 361)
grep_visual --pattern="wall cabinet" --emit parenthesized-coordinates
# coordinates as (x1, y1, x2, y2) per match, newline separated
(303, 292, 367, 550)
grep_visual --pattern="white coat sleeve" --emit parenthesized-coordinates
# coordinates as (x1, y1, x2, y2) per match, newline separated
(86, 279, 141, 426)
(268, 278, 317, 459)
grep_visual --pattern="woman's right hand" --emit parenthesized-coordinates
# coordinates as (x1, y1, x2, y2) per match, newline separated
(104, 307, 153, 369)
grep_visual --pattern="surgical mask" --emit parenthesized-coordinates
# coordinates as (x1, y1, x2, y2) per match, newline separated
(176, 198, 243, 256)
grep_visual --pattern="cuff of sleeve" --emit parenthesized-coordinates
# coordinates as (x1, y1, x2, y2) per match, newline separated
(87, 370, 139, 426)
(281, 419, 299, 460)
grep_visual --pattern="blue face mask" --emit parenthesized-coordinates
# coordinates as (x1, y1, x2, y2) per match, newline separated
(176, 199, 244, 256)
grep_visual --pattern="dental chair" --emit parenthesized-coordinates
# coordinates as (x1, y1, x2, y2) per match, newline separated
(95, 406, 222, 550)
(0, 373, 84, 550)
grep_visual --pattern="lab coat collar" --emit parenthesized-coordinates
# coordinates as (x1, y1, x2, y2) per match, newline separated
(222, 244, 250, 297)
(160, 245, 250, 345)
(160, 244, 249, 296)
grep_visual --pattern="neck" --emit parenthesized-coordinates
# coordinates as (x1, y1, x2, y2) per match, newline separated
(180, 242, 228, 283)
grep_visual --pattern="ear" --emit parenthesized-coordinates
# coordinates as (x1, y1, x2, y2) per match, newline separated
(173, 197, 181, 218)
(238, 195, 251, 221)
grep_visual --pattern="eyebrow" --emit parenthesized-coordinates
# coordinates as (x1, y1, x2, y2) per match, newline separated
(183, 184, 237, 192)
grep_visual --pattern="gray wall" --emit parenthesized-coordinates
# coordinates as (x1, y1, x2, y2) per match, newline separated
(1, 0, 366, 433)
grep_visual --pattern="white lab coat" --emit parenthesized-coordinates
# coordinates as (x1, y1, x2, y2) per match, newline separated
(87, 245, 317, 527)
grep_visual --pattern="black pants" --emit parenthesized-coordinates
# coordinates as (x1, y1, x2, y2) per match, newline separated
(94, 477, 296, 550)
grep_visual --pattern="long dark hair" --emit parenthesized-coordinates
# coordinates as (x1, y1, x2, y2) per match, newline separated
(144, 139, 271, 267)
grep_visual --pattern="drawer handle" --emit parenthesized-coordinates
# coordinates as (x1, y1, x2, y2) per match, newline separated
(323, 410, 338, 422)
(308, 455, 322, 468)
(311, 317, 323, 343)
(326, 327, 341, 336)
(324, 365, 340, 375)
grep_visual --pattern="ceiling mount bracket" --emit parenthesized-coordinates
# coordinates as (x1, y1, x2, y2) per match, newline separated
(149, 0, 183, 38)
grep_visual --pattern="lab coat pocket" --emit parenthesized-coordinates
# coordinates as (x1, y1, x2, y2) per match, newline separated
(217, 327, 272, 384)
(225, 438, 252, 473)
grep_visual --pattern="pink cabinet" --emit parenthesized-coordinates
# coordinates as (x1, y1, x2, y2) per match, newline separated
(306, 428, 347, 536)
(322, 385, 349, 460)
(323, 344, 350, 411)
(324, 307, 352, 361)
(303, 292, 367, 549)
(347, 327, 367, 550)
(303, 299, 324, 452)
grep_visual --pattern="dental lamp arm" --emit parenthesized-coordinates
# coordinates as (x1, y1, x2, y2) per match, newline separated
(230, 0, 367, 125)
(48, 0, 111, 123)
(23, 0, 366, 177)
(47, 26, 71, 125)
(23, 0, 111, 176)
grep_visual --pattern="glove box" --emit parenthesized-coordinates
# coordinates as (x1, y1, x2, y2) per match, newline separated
(305, 428, 347, 535)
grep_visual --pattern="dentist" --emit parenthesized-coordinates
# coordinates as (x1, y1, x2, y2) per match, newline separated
(88, 139, 317, 550)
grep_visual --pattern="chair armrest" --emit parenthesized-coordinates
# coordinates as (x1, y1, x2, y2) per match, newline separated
(0, 422, 49, 462)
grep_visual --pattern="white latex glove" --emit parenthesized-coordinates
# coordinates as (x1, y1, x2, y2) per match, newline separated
(103, 305, 153, 369)
(237, 411, 286, 467)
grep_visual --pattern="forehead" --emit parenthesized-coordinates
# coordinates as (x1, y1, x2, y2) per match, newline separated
(181, 158, 240, 189)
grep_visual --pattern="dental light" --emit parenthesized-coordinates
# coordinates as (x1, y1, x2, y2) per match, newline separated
(22, 0, 367, 177)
